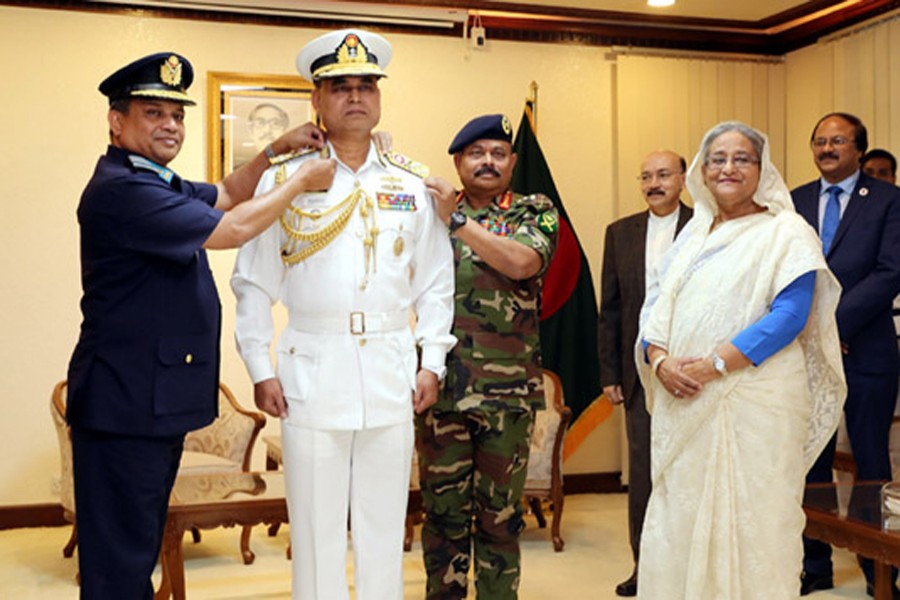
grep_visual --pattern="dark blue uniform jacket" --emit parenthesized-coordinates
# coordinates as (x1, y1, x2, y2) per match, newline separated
(67, 146, 224, 436)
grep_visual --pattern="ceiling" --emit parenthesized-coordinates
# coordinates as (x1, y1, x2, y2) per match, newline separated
(19, 0, 900, 54)
(486, 0, 809, 21)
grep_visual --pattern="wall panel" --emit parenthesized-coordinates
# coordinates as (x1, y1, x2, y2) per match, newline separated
(0, 5, 618, 504)
(785, 13, 900, 185)
(3, 2, 900, 508)
(614, 54, 785, 218)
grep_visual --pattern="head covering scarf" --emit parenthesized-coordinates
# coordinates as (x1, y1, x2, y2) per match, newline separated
(684, 120, 792, 239)
(639, 120, 845, 466)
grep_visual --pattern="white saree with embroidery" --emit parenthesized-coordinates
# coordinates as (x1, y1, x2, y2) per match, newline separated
(637, 131, 846, 600)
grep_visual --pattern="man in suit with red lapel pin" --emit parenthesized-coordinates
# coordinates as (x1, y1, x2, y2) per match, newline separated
(793, 112, 900, 597)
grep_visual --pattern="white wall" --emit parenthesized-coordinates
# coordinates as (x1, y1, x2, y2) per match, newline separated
(3, 4, 899, 505)
(784, 15, 900, 186)
(614, 54, 786, 214)
(0, 5, 616, 504)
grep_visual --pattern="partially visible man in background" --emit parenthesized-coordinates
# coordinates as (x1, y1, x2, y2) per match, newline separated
(861, 148, 897, 185)
(598, 150, 692, 597)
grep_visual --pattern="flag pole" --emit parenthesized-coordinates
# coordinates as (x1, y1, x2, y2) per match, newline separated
(511, 83, 607, 459)
(527, 81, 539, 135)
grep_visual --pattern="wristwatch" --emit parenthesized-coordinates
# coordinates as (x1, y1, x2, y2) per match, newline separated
(711, 351, 728, 376)
(448, 210, 467, 234)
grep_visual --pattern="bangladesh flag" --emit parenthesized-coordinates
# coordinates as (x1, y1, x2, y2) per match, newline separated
(510, 100, 609, 460)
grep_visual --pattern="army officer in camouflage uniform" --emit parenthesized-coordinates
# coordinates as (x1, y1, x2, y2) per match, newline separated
(419, 114, 559, 599)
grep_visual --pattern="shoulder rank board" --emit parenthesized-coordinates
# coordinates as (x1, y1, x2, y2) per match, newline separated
(128, 155, 174, 184)
(381, 150, 429, 179)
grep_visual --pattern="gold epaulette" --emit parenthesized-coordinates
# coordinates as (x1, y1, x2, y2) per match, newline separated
(269, 146, 319, 167)
(380, 149, 429, 179)
(273, 147, 329, 186)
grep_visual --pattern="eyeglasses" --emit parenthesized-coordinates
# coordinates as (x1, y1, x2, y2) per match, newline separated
(638, 170, 682, 184)
(811, 136, 853, 149)
(705, 153, 760, 170)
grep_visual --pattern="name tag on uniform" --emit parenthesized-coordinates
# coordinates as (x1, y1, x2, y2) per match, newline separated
(299, 192, 329, 211)
(377, 193, 417, 211)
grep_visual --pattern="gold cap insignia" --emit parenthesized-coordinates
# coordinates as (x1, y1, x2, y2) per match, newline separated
(160, 55, 183, 87)
(338, 34, 366, 64)
(99, 52, 195, 105)
(298, 29, 392, 81)
(502, 116, 512, 135)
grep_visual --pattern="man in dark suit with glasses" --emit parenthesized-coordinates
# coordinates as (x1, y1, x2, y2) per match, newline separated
(793, 112, 900, 597)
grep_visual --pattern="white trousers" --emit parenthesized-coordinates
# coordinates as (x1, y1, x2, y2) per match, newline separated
(282, 419, 414, 600)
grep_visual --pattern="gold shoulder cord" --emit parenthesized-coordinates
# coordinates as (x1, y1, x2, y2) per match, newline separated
(275, 146, 379, 284)
(359, 189, 377, 289)
(279, 189, 361, 265)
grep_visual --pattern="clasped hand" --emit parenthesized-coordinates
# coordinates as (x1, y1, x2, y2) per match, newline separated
(657, 355, 718, 398)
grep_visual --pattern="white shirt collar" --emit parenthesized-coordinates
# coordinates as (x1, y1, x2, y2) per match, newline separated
(648, 204, 680, 225)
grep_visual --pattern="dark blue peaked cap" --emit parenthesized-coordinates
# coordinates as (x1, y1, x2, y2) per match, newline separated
(448, 114, 513, 154)
(99, 52, 196, 106)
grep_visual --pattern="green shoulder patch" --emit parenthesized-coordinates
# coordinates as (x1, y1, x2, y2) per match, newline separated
(537, 211, 558, 234)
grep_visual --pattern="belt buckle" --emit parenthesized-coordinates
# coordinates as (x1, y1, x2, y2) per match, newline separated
(350, 311, 365, 335)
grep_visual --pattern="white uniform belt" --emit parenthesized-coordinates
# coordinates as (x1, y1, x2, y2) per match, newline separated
(289, 310, 409, 335)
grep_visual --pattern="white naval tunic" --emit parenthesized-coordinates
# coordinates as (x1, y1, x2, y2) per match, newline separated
(231, 142, 455, 600)
(231, 141, 456, 430)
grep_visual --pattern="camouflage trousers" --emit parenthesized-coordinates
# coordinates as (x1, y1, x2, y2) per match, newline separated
(415, 405, 534, 600)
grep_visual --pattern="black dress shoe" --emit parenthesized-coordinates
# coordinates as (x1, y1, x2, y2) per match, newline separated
(615, 571, 637, 597)
(800, 571, 834, 595)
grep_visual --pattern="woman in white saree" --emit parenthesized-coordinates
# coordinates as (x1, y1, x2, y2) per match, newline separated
(637, 122, 846, 599)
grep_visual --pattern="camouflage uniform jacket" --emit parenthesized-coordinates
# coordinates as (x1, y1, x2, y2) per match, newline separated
(439, 189, 559, 413)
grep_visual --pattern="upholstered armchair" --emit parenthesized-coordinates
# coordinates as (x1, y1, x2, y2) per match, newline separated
(181, 383, 267, 564)
(522, 369, 572, 551)
(50, 381, 77, 562)
(50, 380, 266, 568)
(182, 384, 265, 474)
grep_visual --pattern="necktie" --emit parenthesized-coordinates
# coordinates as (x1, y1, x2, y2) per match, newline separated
(821, 185, 842, 254)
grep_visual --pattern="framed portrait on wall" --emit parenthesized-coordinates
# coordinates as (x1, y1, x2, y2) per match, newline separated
(207, 71, 315, 181)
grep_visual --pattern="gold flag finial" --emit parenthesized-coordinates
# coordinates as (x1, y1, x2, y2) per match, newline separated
(526, 81, 538, 135)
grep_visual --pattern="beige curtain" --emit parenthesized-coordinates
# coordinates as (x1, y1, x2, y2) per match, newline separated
(613, 53, 786, 218)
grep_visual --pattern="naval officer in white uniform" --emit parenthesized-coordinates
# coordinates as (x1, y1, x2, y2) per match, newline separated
(231, 28, 456, 600)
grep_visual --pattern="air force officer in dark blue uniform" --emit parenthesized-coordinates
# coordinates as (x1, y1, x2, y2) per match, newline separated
(67, 52, 336, 599)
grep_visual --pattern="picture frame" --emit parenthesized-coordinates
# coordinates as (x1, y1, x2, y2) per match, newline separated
(206, 71, 315, 181)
